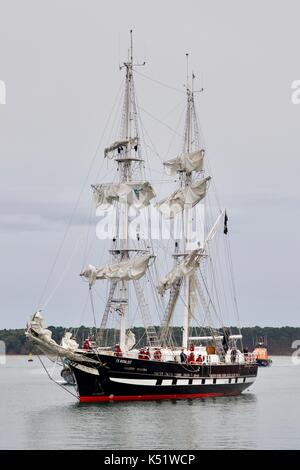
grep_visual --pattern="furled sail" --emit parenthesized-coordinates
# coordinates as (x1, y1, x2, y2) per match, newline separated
(163, 149, 205, 176)
(157, 210, 225, 295)
(81, 254, 152, 286)
(92, 182, 155, 210)
(104, 137, 138, 157)
(157, 250, 203, 295)
(157, 176, 211, 219)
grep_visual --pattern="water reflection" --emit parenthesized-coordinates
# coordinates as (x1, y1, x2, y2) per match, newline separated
(2, 356, 300, 449)
(23, 392, 258, 449)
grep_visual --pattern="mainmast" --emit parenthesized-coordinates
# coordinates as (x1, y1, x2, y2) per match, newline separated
(157, 54, 209, 349)
(182, 53, 194, 350)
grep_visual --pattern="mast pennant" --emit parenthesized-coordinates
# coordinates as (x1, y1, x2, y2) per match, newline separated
(92, 182, 155, 210)
(80, 255, 152, 286)
(163, 149, 205, 176)
(157, 176, 211, 219)
(224, 210, 228, 234)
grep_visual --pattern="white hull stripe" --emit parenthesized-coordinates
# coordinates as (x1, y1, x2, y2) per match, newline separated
(110, 377, 256, 386)
(111, 378, 157, 386)
(245, 377, 255, 383)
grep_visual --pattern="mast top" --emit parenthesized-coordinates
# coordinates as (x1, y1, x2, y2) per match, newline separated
(130, 29, 133, 64)
(120, 30, 146, 71)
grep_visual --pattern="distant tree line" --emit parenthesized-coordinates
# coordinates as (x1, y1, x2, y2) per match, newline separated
(0, 325, 299, 355)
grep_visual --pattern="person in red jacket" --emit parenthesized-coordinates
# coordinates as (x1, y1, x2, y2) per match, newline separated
(196, 354, 203, 364)
(83, 338, 91, 350)
(188, 352, 195, 363)
(138, 348, 144, 359)
(144, 347, 150, 360)
(114, 344, 123, 357)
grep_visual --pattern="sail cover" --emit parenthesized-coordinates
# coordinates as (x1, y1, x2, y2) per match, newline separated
(164, 149, 205, 176)
(81, 254, 152, 286)
(93, 182, 155, 210)
(157, 176, 211, 219)
(157, 250, 203, 295)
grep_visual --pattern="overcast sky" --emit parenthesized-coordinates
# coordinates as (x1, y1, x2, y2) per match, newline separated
(0, 0, 300, 329)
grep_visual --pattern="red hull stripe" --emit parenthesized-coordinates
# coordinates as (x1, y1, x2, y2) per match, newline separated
(79, 391, 240, 403)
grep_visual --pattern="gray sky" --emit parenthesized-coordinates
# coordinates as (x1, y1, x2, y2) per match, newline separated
(1, 0, 300, 328)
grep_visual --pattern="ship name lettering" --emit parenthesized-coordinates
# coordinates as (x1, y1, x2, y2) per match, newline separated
(116, 359, 132, 364)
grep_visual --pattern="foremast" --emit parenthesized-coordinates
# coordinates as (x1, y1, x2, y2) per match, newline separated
(118, 31, 136, 351)
(81, 31, 158, 351)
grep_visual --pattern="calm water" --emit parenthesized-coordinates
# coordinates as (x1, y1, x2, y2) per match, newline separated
(0, 355, 299, 449)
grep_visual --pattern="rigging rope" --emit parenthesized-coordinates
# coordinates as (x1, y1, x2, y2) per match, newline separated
(42, 234, 83, 309)
(137, 103, 184, 138)
(89, 287, 98, 330)
(37, 355, 78, 400)
(36, 78, 125, 310)
(134, 69, 185, 94)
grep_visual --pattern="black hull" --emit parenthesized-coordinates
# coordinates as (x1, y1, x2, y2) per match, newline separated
(69, 353, 257, 403)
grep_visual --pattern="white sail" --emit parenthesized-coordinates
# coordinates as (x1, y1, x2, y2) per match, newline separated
(157, 250, 203, 295)
(92, 182, 155, 210)
(164, 149, 205, 176)
(61, 332, 79, 351)
(157, 210, 224, 295)
(81, 254, 152, 286)
(104, 137, 138, 157)
(157, 176, 211, 219)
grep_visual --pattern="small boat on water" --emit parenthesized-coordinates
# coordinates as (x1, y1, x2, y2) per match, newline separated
(253, 338, 272, 367)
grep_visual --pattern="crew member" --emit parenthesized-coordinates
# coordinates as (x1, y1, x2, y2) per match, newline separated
(180, 348, 187, 363)
(83, 337, 91, 350)
(114, 344, 123, 357)
(231, 348, 237, 363)
(154, 348, 162, 361)
(187, 351, 195, 364)
(138, 348, 146, 360)
(144, 347, 150, 360)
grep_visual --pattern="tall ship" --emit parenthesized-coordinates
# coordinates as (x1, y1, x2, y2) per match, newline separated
(26, 33, 258, 402)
